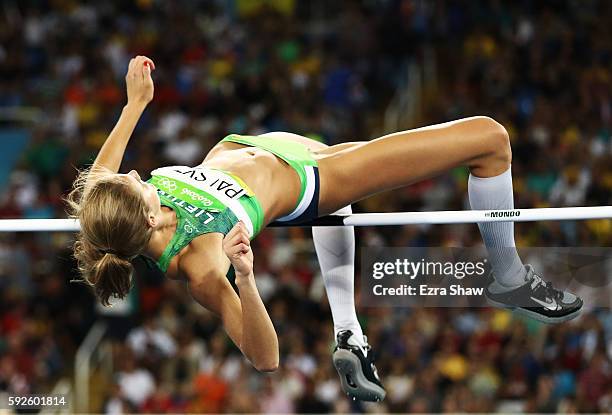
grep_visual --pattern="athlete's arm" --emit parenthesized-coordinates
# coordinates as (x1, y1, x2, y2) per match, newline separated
(223, 222, 279, 371)
(187, 269, 247, 361)
(184, 225, 279, 372)
(89, 56, 155, 176)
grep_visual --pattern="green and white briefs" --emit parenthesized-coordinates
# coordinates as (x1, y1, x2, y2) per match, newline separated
(147, 133, 321, 273)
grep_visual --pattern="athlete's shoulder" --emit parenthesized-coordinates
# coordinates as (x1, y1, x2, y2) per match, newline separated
(158, 232, 224, 282)
(178, 233, 229, 282)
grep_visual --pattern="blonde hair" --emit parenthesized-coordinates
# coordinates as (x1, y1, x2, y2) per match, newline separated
(65, 167, 153, 306)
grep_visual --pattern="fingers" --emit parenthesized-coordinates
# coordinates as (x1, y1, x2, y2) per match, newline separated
(226, 242, 250, 256)
(142, 57, 155, 70)
(127, 58, 135, 77)
(226, 231, 250, 249)
(225, 221, 249, 240)
(223, 222, 252, 276)
(142, 57, 155, 79)
(227, 221, 250, 241)
(223, 222, 251, 251)
(142, 62, 150, 80)
(126, 56, 156, 78)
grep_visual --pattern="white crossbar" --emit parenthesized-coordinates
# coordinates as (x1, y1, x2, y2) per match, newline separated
(339, 206, 612, 226)
(0, 206, 610, 232)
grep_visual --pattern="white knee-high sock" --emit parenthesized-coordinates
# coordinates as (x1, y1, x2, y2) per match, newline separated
(312, 205, 364, 341)
(468, 167, 526, 288)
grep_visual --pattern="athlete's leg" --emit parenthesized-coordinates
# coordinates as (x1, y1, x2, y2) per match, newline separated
(468, 167, 525, 287)
(316, 116, 526, 286)
(317, 116, 582, 323)
(312, 205, 363, 340)
(316, 116, 511, 211)
(313, 204, 386, 401)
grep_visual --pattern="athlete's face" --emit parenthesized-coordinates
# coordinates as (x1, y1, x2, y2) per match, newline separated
(122, 170, 161, 226)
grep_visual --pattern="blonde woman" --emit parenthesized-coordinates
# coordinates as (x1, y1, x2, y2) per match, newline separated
(68, 56, 582, 402)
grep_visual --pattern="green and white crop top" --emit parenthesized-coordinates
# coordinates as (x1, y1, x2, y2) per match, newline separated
(146, 166, 265, 273)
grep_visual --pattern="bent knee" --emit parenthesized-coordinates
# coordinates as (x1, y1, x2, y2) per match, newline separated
(255, 362, 279, 372)
(473, 116, 512, 165)
(465, 117, 512, 176)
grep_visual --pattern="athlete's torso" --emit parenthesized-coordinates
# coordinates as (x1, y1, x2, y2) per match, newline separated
(148, 140, 303, 280)
(203, 141, 301, 221)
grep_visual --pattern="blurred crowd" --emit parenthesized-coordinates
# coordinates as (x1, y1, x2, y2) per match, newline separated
(1, 0, 611, 413)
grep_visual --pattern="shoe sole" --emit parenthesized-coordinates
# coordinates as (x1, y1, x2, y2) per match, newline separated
(332, 349, 386, 402)
(485, 297, 582, 324)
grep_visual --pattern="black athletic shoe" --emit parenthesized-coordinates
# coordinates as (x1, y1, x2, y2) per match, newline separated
(332, 330, 386, 402)
(485, 264, 583, 324)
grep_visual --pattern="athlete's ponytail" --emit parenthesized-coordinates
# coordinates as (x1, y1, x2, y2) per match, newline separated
(65, 167, 153, 306)
(73, 239, 135, 306)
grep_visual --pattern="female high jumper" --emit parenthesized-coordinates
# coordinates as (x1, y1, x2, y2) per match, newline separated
(67, 56, 582, 402)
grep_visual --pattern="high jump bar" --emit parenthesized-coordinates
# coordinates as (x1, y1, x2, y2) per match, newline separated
(0, 206, 610, 232)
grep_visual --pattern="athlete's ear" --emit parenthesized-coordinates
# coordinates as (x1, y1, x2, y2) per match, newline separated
(147, 213, 157, 228)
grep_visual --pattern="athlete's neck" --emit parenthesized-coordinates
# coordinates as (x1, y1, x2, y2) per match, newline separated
(144, 206, 177, 262)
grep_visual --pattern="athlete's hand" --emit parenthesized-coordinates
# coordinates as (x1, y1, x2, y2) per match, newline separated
(223, 221, 254, 277)
(125, 55, 155, 107)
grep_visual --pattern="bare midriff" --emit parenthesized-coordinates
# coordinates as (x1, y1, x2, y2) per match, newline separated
(200, 141, 302, 225)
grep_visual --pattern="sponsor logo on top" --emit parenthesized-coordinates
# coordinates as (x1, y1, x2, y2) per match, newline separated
(181, 188, 213, 206)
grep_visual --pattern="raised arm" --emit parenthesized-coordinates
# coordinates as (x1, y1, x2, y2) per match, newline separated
(185, 224, 279, 372)
(90, 55, 155, 176)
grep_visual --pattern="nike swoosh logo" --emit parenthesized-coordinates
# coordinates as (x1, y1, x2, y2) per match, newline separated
(530, 296, 558, 310)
